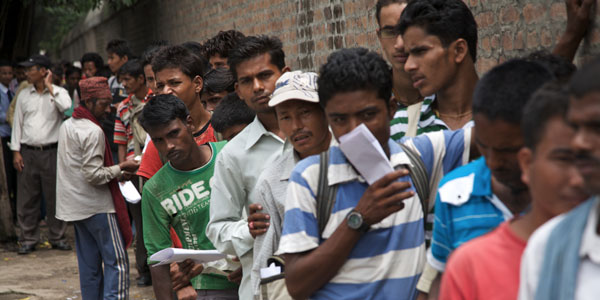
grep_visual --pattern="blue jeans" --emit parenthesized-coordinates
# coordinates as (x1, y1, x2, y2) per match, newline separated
(74, 213, 130, 300)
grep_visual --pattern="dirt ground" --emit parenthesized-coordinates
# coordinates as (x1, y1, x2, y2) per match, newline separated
(0, 224, 156, 300)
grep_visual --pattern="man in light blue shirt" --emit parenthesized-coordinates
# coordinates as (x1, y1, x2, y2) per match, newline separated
(206, 35, 289, 300)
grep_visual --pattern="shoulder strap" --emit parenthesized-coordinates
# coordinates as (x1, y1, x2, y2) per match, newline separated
(316, 151, 337, 236)
(398, 143, 429, 222)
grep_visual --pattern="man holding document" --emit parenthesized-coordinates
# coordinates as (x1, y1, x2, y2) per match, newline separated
(138, 94, 238, 300)
(278, 48, 475, 299)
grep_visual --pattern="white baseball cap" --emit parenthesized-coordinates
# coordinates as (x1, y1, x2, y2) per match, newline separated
(268, 71, 319, 107)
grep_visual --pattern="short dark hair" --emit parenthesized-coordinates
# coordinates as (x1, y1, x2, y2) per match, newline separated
(81, 52, 104, 70)
(522, 82, 570, 150)
(211, 92, 255, 133)
(141, 40, 169, 67)
(0, 59, 12, 68)
(106, 39, 133, 59)
(318, 47, 392, 109)
(473, 59, 554, 124)
(398, 0, 478, 62)
(65, 65, 81, 78)
(118, 59, 145, 80)
(228, 35, 286, 80)
(569, 56, 600, 99)
(375, 0, 407, 26)
(202, 68, 235, 95)
(181, 41, 211, 72)
(139, 94, 189, 131)
(525, 50, 576, 82)
(203, 30, 246, 59)
(152, 45, 207, 80)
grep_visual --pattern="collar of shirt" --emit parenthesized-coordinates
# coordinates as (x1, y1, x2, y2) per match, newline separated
(245, 116, 285, 150)
(0, 83, 7, 94)
(579, 196, 600, 263)
(418, 95, 474, 130)
(28, 84, 52, 95)
(437, 157, 494, 207)
(327, 138, 412, 186)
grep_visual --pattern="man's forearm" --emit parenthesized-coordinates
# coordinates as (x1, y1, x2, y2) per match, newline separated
(150, 264, 174, 300)
(283, 220, 362, 299)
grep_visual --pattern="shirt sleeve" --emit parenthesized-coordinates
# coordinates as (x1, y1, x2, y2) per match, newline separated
(51, 85, 72, 113)
(141, 183, 173, 263)
(80, 126, 121, 185)
(429, 193, 453, 271)
(277, 162, 320, 255)
(206, 151, 254, 257)
(401, 128, 471, 208)
(136, 141, 163, 179)
(10, 94, 23, 151)
(113, 110, 127, 145)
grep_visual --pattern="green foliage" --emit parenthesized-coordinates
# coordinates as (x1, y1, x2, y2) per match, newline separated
(26, 0, 138, 56)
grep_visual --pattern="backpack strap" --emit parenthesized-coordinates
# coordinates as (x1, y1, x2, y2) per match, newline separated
(398, 143, 429, 223)
(316, 150, 338, 236)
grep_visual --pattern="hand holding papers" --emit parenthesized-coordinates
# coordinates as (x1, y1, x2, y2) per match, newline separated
(339, 124, 394, 184)
(149, 248, 227, 266)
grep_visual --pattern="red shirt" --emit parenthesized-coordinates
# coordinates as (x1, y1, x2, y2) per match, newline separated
(440, 221, 527, 300)
(137, 121, 216, 179)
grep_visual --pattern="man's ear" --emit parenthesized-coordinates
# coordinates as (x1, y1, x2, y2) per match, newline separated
(517, 147, 533, 186)
(185, 115, 196, 132)
(451, 38, 469, 64)
(193, 75, 203, 94)
(387, 97, 398, 119)
(281, 66, 291, 73)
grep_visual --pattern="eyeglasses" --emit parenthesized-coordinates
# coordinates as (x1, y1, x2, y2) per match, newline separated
(378, 27, 400, 39)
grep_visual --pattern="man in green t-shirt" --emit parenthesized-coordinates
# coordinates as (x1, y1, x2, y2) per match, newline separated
(139, 94, 238, 300)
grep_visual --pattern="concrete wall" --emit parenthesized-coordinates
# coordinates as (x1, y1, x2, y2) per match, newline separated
(59, 0, 600, 74)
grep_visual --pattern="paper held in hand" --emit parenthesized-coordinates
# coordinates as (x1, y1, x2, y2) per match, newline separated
(118, 181, 141, 204)
(149, 248, 227, 266)
(339, 123, 394, 185)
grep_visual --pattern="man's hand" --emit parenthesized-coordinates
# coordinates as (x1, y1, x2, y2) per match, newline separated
(44, 70, 54, 95)
(354, 169, 414, 226)
(119, 171, 133, 182)
(171, 259, 203, 291)
(227, 266, 242, 284)
(565, 0, 595, 38)
(248, 203, 270, 238)
(119, 159, 140, 173)
(13, 151, 24, 172)
(175, 285, 197, 300)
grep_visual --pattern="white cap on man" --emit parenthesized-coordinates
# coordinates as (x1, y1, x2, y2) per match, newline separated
(268, 71, 319, 107)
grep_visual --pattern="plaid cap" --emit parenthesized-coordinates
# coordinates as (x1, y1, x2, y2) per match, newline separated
(79, 77, 112, 101)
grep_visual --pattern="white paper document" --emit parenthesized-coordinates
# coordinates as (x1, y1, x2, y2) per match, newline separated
(118, 181, 141, 204)
(260, 263, 282, 279)
(339, 123, 394, 184)
(149, 248, 227, 266)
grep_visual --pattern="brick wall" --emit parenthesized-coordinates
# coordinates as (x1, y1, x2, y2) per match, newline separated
(59, 0, 599, 74)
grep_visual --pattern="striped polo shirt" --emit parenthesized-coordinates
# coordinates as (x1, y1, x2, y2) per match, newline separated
(390, 95, 474, 142)
(428, 157, 513, 272)
(278, 129, 471, 300)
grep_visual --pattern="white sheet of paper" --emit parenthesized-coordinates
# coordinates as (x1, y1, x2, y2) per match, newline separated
(339, 123, 394, 184)
(149, 248, 227, 266)
(118, 181, 141, 204)
(260, 262, 282, 279)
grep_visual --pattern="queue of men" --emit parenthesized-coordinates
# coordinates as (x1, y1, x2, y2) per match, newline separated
(1, 0, 599, 299)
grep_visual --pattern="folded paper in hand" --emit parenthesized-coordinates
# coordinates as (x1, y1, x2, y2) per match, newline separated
(119, 181, 141, 204)
(149, 248, 226, 266)
(339, 123, 394, 185)
(260, 263, 282, 279)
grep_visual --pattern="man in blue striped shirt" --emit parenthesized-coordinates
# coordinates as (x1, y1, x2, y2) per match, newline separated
(278, 48, 474, 300)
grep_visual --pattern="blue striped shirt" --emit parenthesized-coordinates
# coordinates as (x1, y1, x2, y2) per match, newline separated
(278, 129, 470, 300)
(428, 157, 513, 272)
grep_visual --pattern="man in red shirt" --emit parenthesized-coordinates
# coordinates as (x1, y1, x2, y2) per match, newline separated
(440, 83, 589, 300)
(137, 45, 215, 181)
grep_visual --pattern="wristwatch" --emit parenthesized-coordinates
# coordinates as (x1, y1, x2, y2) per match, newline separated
(346, 210, 370, 233)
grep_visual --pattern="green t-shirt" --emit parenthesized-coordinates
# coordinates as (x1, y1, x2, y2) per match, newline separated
(142, 141, 236, 290)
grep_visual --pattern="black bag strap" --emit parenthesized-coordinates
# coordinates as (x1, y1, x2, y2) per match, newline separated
(398, 143, 430, 223)
(316, 150, 338, 236)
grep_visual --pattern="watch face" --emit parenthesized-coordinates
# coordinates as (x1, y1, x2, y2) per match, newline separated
(347, 212, 362, 229)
